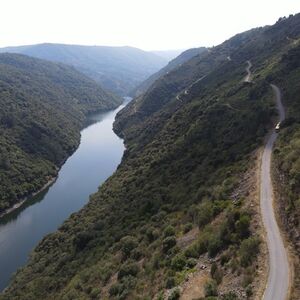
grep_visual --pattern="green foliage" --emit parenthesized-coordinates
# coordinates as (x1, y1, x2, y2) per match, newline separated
(211, 263, 223, 284)
(162, 237, 177, 253)
(0, 53, 121, 213)
(204, 280, 218, 297)
(168, 288, 180, 300)
(3, 13, 300, 300)
(171, 254, 187, 271)
(164, 225, 176, 237)
(120, 236, 138, 259)
(239, 237, 260, 267)
(118, 262, 139, 279)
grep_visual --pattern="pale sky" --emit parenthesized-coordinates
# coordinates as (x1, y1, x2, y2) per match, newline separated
(1, 0, 300, 50)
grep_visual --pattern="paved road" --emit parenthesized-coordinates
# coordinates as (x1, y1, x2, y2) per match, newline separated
(261, 84, 289, 300)
(244, 60, 252, 82)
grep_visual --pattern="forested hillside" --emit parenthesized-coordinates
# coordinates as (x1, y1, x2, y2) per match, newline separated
(0, 44, 167, 96)
(131, 47, 207, 97)
(0, 53, 121, 214)
(1, 14, 300, 300)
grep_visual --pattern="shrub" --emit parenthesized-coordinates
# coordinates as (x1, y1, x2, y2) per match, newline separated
(121, 236, 138, 258)
(109, 283, 123, 296)
(186, 258, 197, 268)
(197, 201, 214, 227)
(171, 254, 186, 271)
(222, 291, 238, 299)
(168, 288, 180, 300)
(235, 215, 250, 239)
(162, 236, 177, 253)
(118, 262, 139, 279)
(211, 263, 223, 284)
(183, 222, 193, 233)
(240, 237, 260, 267)
(165, 277, 176, 288)
(73, 231, 94, 251)
(208, 235, 222, 257)
(204, 280, 218, 297)
(164, 225, 176, 237)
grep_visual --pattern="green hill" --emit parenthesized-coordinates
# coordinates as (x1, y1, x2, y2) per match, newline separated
(1, 14, 300, 300)
(0, 44, 167, 96)
(0, 53, 121, 214)
(131, 47, 207, 97)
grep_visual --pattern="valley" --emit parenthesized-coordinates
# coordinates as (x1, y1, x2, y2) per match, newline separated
(0, 10, 299, 300)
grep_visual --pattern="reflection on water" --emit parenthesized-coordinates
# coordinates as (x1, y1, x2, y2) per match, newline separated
(0, 99, 130, 291)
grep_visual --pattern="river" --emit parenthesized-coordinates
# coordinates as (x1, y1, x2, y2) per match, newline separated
(0, 100, 129, 291)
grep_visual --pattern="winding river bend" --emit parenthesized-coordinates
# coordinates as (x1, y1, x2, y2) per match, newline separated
(0, 100, 129, 291)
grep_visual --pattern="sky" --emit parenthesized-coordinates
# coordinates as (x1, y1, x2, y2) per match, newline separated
(1, 0, 300, 51)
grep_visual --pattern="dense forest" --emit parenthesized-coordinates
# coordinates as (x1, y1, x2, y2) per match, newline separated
(0, 44, 167, 96)
(1, 14, 300, 300)
(0, 53, 121, 214)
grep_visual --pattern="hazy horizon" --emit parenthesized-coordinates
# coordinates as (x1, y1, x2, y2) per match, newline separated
(1, 0, 300, 51)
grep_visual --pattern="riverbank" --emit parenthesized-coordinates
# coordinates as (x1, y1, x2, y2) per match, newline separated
(0, 175, 58, 219)
(0, 103, 127, 291)
(0, 104, 125, 220)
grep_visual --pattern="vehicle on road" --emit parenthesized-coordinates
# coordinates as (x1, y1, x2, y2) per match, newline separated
(275, 122, 281, 132)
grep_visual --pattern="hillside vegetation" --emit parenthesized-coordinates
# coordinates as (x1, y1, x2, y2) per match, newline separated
(131, 47, 207, 97)
(0, 53, 121, 214)
(0, 44, 167, 96)
(1, 14, 300, 300)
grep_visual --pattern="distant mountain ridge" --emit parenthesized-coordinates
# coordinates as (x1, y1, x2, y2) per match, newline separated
(0, 44, 168, 96)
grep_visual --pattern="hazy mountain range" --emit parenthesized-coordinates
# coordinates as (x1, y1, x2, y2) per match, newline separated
(0, 44, 168, 96)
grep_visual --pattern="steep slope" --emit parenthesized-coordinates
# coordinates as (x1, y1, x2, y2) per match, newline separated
(0, 44, 167, 96)
(1, 14, 300, 300)
(0, 53, 121, 214)
(131, 47, 207, 97)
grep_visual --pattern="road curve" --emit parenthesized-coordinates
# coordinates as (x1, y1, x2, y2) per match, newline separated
(244, 60, 252, 82)
(261, 84, 289, 300)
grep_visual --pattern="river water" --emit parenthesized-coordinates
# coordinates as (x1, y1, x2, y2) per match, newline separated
(0, 100, 129, 291)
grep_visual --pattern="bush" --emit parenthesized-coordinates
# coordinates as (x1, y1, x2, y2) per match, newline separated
(109, 283, 123, 296)
(204, 280, 218, 297)
(240, 237, 260, 267)
(183, 222, 193, 233)
(197, 201, 214, 227)
(162, 236, 177, 253)
(171, 254, 187, 271)
(164, 225, 176, 237)
(235, 215, 250, 239)
(168, 288, 180, 300)
(186, 258, 197, 268)
(211, 263, 223, 284)
(208, 235, 222, 257)
(118, 262, 139, 279)
(73, 231, 94, 251)
(120, 236, 138, 258)
(222, 291, 238, 299)
(165, 277, 176, 288)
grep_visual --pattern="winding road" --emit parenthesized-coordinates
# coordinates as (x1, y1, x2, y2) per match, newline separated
(244, 60, 252, 82)
(261, 84, 289, 300)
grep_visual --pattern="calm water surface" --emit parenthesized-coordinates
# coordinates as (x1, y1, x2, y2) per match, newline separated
(0, 100, 129, 290)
